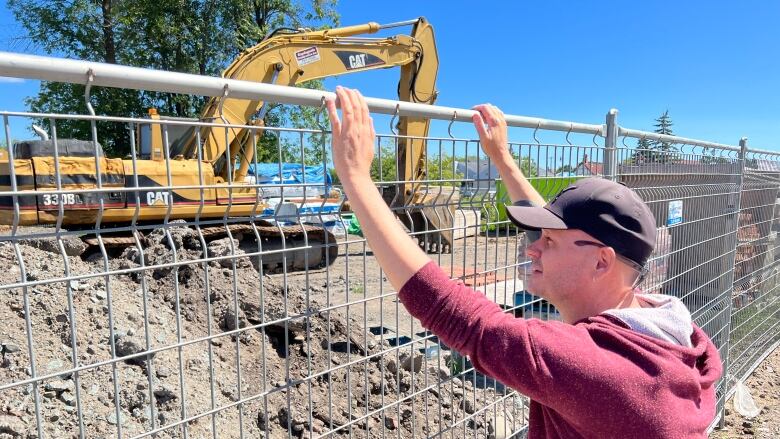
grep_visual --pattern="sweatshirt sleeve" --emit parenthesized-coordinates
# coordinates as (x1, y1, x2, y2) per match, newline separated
(398, 261, 654, 410)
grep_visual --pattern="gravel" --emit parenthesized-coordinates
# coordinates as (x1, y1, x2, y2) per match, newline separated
(0, 228, 527, 438)
(710, 347, 780, 438)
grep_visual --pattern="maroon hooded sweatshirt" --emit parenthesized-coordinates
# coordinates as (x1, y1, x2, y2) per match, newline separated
(398, 261, 722, 439)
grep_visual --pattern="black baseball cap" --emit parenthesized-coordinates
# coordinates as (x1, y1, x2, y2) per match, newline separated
(505, 178, 656, 267)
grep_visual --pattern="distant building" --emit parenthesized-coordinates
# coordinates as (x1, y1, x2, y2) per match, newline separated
(571, 154, 603, 176)
(455, 161, 499, 197)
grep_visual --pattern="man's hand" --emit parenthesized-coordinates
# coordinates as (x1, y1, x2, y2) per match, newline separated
(472, 104, 511, 163)
(471, 103, 546, 206)
(325, 86, 431, 290)
(326, 86, 375, 185)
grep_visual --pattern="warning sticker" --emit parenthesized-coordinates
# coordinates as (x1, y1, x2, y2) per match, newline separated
(295, 47, 321, 67)
(667, 200, 683, 226)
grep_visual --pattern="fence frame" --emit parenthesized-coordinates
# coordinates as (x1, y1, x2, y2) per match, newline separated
(0, 50, 778, 437)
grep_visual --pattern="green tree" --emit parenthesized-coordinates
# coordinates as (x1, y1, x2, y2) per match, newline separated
(631, 111, 677, 164)
(519, 156, 539, 178)
(554, 164, 575, 175)
(652, 110, 675, 152)
(424, 154, 462, 187)
(8, 0, 338, 157)
(371, 144, 399, 183)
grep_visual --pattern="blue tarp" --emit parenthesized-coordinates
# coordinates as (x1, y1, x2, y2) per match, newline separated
(246, 163, 331, 188)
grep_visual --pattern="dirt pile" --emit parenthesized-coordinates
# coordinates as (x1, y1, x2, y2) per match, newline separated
(710, 347, 780, 438)
(0, 226, 525, 438)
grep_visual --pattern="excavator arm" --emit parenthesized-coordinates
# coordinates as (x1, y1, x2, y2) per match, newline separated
(180, 18, 438, 189)
(157, 18, 452, 252)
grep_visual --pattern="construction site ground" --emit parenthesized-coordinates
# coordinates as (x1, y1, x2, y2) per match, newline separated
(710, 346, 780, 438)
(0, 224, 526, 438)
(4, 223, 778, 438)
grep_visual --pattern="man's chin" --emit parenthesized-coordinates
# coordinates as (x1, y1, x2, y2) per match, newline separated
(525, 282, 545, 299)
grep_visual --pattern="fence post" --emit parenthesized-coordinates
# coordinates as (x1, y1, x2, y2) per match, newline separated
(603, 109, 619, 180)
(717, 137, 748, 429)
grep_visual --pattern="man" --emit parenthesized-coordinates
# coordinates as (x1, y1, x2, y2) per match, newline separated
(325, 86, 722, 438)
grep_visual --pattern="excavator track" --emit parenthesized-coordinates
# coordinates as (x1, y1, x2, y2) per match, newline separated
(82, 221, 339, 270)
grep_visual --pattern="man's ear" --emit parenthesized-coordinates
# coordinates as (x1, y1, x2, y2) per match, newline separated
(595, 247, 616, 277)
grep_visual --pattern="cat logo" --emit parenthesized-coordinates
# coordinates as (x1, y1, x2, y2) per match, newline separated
(349, 53, 367, 69)
(146, 191, 170, 206)
(334, 51, 385, 71)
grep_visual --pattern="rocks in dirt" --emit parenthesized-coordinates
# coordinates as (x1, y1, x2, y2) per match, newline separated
(43, 359, 72, 380)
(0, 227, 529, 438)
(221, 307, 248, 332)
(107, 412, 127, 426)
(257, 410, 269, 430)
(460, 398, 476, 414)
(44, 380, 74, 393)
(278, 406, 307, 432)
(43, 379, 78, 407)
(312, 401, 348, 428)
(155, 367, 171, 378)
(20, 235, 87, 257)
(207, 238, 252, 269)
(429, 364, 450, 380)
(385, 352, 424, 375)
(386, 358, 399, 375)
(146, 220, 200, 251)
(59, 391, 76, 406)
(0, 413, 25, 437)
(1, 341, 20, 355)
(115, 337, 153, 366)
(401, 352, 423, 373)
(153, 386, 177, 406)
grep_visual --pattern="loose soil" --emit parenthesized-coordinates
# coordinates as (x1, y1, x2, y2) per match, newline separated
(0, 224, 526, 438)
(710, 347, 780, 439)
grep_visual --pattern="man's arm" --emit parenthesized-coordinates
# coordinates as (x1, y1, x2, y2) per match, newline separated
(326, 87, 430, 291)
(472, 104, 546, 206)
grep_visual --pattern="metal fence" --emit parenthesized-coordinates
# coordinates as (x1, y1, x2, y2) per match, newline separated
(0, 52, 778, 438)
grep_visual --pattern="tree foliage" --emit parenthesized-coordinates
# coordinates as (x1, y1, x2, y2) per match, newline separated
(554, 164, 575, 175)
(631, 110, 677, 164)
(652, 110, 674, 152)
(8, 0, 338, 157)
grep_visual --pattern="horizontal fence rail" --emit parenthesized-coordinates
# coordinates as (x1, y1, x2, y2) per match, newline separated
(0, 52, 605, 135)
(0, 51, 778, 438)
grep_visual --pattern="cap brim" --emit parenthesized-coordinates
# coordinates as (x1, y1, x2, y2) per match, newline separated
(505, 205, 568, 230)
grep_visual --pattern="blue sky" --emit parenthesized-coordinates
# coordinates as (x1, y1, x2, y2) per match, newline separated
(1, 0, 779, 150)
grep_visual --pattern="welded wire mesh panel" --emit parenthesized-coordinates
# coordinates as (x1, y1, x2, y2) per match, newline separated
(726, 152, 780, 384)
(3, 59, 780, 438)
(615, 140, 743, 413)
(0, 107, 542, 438)
(617, 142, 741, 319)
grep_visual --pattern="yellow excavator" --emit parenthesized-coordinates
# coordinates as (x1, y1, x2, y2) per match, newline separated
(0, 17, 453, 269)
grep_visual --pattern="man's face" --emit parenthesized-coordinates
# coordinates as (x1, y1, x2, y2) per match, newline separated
(522, 228, 604, 304)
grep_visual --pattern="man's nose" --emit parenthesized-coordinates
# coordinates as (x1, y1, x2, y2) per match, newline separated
(525, 237, 541, 259)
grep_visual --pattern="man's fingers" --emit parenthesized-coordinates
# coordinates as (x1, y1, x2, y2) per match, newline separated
(491, 105, 507, 126)
(337, 87, 354, 126)
(483, 105, 502, 127)
(472, 105, 497, 127)
(349, 88, 366, 127)
(325, 98, 341, 135)
(356, 89, 370, 128)
(472, 113, 489, 140)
